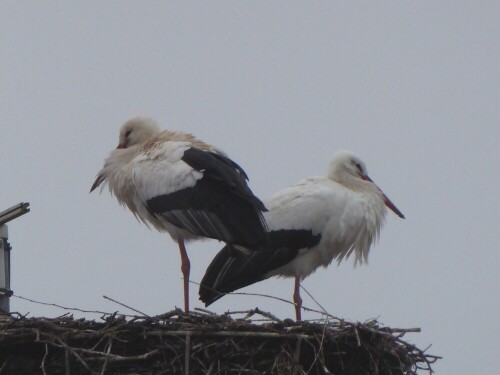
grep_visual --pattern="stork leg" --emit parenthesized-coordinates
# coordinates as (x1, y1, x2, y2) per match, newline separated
(293, 276, 302, 321)
(177, 239, 190, 314)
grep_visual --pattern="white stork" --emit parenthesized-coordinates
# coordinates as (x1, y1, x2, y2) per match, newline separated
(199, 150, 404, 320)
(91, 116, 268, 313)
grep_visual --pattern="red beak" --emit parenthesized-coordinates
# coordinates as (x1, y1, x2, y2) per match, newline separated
(362, 175, 405, 219)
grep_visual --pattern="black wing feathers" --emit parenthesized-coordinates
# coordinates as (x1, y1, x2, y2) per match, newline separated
(146, 147, 268, 246)
(268, 229, 322, 250)
(199, 229, 321, 306)
(182, 148, 249, 181)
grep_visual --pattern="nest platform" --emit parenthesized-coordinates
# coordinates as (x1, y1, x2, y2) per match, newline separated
(0, 308, 439, 374)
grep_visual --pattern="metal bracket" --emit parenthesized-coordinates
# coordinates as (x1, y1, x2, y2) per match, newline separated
(0, 202, 30, 226)
(0, 288, 13, 297)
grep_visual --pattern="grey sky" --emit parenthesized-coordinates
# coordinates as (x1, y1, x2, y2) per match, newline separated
(1, 2, 498, 373)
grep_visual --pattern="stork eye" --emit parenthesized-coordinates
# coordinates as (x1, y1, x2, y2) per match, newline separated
(125, 130, 132, 138)
(354, 162, 363, 173)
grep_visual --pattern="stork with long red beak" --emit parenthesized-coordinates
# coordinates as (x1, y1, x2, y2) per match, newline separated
(199, 150, 404, 320)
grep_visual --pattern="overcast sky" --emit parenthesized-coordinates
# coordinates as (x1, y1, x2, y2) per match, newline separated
(1, 2, 498, 373)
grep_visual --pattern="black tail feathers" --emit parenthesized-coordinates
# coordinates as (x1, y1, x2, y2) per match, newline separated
(199, 244, 266, 306)
(199, 241, 304, 306)
(199, 229, 321, 306)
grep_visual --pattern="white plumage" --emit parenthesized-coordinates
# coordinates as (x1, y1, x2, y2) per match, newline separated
(91, 118, 162, 228)
(200, 150, 404, 320)
(91, 116, 268, 313)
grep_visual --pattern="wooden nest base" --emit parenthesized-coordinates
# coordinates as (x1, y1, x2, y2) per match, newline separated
(0, 308, 438, 374)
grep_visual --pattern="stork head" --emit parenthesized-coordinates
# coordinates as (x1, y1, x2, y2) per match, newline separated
(329, 150, 369, 180)
(117, 116, 160, 149)
(329, 150, 405, 219)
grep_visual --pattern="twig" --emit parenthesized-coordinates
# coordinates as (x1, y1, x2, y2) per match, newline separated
(142, 329, 314, 339)
(41, 344, 49, 375)
(354, 326, 362, 347)
(48, 340, 160, 364)
(65, 348, 70, 375)
(253, 307, 284, 324)
(100, 338, 113, 375)
(184, 332, 191, 375)
(300, 285, 336, 320)
(381, 327, 421, 335)
(306, 317, 329, 373)
(102, 295, 151, 318)
(193, 307, 217, 315)
(294, 336, 302, 365)
(13, 294, 114, 316)
(55, 338, 96, 374)
(190, 279, 339, 319)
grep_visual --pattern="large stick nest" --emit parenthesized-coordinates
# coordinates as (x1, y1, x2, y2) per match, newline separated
(0, 308, 438, 374)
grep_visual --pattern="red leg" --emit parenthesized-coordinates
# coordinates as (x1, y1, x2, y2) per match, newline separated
(178, 239, 190, 313)
(293, 276, 302, 321)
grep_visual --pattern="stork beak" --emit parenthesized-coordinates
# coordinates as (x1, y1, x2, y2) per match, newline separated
(362, 175, 405, 219)
(90, 174, 105, 193)
(117, 143, 126, 149)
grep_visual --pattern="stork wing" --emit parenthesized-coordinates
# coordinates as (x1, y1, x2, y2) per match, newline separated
(132, 143, 268, 246)
(199, 229, 321, 306)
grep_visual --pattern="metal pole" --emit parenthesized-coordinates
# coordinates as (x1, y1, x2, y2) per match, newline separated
(0, 203, 30, 314)
(0, 225, 10, 313)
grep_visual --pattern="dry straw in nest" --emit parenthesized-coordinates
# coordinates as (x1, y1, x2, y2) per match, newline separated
(0, 307, 439, 375)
